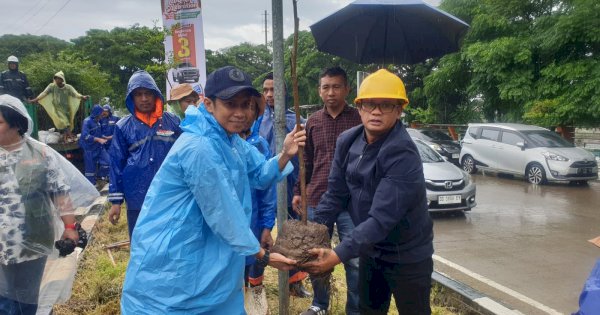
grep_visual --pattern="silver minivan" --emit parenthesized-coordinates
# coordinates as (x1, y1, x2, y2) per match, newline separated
(460, 123, 598, 184)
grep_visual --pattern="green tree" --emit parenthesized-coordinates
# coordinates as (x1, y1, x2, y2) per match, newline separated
(68, 25, 166, 110)
(206, 42, 272, 84)
(523, 0, 600, 126)
(420, 0, 600, 127)
(0, 34, 69, 61)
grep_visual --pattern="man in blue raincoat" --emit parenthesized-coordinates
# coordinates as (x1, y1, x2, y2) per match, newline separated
(121, 66, 305, 314)
(259, 72, 311, 297)
(98, 104, 119, 180)
(79, 104, 110, 185)
(107, 70, 181, 236)
(243, 108, 276, 292)
(100, 104, 119, 147)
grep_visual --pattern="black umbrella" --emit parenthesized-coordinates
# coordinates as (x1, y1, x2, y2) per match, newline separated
(309, 0, 469, 64)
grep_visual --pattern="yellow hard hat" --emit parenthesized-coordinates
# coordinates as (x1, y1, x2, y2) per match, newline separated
(355, 69, 409, 108)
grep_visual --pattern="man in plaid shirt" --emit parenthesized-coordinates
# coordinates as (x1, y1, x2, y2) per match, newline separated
(293, 66, 362, 315)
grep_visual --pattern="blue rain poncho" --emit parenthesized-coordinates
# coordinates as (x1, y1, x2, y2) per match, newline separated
(121, 105, 293, 314)
(108, 71, 181, 211)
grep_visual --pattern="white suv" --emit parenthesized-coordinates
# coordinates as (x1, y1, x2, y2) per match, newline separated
(460, 123, 598, 184)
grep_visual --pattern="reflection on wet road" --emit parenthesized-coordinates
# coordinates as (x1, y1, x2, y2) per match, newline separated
(432, 173, 600, 314)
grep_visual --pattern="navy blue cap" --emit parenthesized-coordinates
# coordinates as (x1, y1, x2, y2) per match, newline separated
(204, 66, 261, 100)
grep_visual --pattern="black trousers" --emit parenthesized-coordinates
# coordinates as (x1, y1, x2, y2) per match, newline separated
(358, 256, 433, 315)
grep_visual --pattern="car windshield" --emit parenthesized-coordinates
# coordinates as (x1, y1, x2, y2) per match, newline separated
(414, 140, 445, 163)
(522, 130, 574, 148)
(420, 129, 454, 141)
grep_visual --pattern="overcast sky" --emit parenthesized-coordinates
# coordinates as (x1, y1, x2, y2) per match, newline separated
(0, 0, 440, 51)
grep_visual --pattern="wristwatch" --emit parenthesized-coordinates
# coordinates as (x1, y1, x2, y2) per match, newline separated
(257, 249, 270, 268)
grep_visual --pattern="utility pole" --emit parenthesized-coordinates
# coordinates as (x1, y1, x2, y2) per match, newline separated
(271, 0, 290, 314)
(263, 10, 268, 47)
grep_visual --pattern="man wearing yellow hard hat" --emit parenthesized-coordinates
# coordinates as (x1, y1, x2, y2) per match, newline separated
(301, 69, 434, 314)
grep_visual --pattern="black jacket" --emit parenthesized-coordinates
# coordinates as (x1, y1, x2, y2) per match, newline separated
(314, 121, 434, 264)
(0, 69, 33, 101)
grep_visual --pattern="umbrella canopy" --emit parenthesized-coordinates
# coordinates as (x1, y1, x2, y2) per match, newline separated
(310, 0, 469, 64)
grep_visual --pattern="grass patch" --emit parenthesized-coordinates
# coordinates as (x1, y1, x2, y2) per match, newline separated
(263, 264, 457, 315)
(54, 204, 129, 315)
(55, 205, 457, 314)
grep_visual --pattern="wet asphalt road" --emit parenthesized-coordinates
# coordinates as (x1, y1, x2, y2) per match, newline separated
(432, 173, 600, 314)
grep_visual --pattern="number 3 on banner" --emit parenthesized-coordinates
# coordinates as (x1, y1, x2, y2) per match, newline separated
(178, 38, 190, 58)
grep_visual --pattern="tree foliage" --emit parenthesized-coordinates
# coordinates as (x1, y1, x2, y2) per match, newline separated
(0, 34, 70, 61)
(68, 25, 166, 109)
(206, 43, 272, 85)
(427, 0, 600, 126)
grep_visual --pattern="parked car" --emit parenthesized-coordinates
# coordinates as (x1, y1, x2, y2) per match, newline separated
(413, 139, 476, 212)
(172, 62, 200, 83)
(460, 123, 598, 184)
(407, 128, 462, 165)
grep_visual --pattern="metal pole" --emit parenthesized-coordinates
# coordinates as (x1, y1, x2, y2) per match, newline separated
(271, 0, 290, 314)
(264, 10, 268, 47)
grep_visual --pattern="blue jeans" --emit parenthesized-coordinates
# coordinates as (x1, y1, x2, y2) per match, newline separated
(308, 207, 360, 315)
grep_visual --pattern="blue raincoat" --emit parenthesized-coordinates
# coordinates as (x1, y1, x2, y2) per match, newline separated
(246, 124, 276, 267)
(259, 105, 305, 211)
(100, 104, 119, 146)
(79, 104, 109, 184)
(121, 105, 292, 314)
(108, 70, 181, 215)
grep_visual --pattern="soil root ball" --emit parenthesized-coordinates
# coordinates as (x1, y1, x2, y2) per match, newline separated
(272, 220, 330, 265)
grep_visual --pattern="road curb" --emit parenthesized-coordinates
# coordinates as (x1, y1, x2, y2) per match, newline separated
(433, 271, 523, 315)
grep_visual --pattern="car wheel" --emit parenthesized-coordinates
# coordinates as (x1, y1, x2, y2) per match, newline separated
(462, 155, 477, 174)
(526, 163, 547, 184)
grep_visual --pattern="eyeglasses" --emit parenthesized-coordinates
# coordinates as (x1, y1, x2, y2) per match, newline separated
(357, 101, 402, 113)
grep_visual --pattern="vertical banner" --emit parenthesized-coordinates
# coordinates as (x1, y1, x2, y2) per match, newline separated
(161, 0, 206, 102)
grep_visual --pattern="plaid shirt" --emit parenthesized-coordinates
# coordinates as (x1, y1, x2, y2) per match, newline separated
(294, 104, 362, 207)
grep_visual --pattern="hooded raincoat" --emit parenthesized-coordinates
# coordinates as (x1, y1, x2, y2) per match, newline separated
(0, 94, 98, 307)
(36, 71, 84, 131)
(121, 105, 292, 314)
(79, 105, 109, 184)
(108, 71, 181, 225)
(245, 125, 276, 269)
